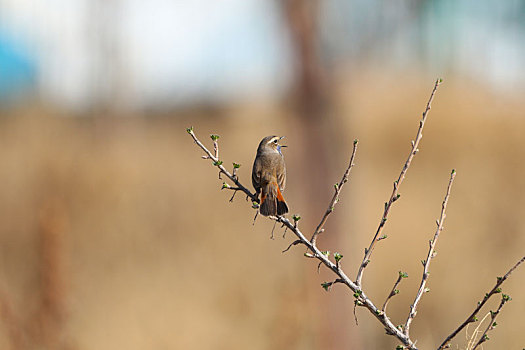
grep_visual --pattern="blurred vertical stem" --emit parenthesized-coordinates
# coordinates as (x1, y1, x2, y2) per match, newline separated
(280, 1, 359, 348)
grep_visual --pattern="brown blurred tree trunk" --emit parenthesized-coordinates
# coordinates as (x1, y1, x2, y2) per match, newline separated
(32, 197, 69, 350)
(281, 1, 362, 348)
(282, 0, 361, 349)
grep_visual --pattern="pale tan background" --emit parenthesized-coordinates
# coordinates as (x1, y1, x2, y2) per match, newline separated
(1, 2, 525, 350)
(1, 72, 524, 349)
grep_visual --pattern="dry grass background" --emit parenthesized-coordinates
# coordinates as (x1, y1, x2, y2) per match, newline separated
(0, 71, 524, 349)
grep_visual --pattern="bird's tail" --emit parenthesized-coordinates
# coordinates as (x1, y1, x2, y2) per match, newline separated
(260, 182, 288, 217)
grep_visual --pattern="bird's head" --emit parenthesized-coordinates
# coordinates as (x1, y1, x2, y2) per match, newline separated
(258, 135, 287, 155)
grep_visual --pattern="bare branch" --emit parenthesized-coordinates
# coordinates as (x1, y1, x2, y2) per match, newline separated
(472, 294, 511, 350)
(321, 279, 344, 291)
(188, 79, 522, 350)
(282, 239, 303, 253)
(187, 120, 418, 349)
(404, 169, 456, 337)
(270, 220, 277, 239)
(310, 139, 359, 245)
(187, 127, 258, 203)
(438, 256, 525, 349)
(356, 78, 442, 287)
(273, 216, 417, 349)
(382, 271, 408, 313)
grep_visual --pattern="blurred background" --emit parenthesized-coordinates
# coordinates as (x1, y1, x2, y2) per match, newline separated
(1, 1, 525, 349)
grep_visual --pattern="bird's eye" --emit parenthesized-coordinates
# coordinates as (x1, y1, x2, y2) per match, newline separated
(273, 139, 278, 144)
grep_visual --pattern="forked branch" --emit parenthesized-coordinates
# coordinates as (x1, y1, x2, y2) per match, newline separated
(356, 78, 442, 287)
(187, 127, 416, 349)
(438, 256, 525, 349)
(382, 271, 408, 313)
(188, 79, 524, 350)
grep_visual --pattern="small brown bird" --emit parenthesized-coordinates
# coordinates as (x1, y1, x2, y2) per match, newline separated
(252, 135, 289, 216)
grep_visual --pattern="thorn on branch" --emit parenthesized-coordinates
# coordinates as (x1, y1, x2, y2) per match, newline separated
(229, 190, 238, 202)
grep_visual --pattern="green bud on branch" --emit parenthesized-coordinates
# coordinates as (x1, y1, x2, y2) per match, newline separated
(321, 282, 331, 291)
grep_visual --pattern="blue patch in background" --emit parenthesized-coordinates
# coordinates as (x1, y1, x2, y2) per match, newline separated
(0, 32, 36, 102)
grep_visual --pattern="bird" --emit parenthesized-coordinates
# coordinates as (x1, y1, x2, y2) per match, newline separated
(252, 135, 289, 217)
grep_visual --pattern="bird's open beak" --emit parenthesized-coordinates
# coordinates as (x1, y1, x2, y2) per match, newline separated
(279, 136, 287, 147)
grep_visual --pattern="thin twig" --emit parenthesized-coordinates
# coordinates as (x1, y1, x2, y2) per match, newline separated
(471, 295, 510, 350)
(282, 226, 288, 238)
(310, 139, 358, 246)
(229, 190, 238, 202)
(438, 255, 525, 349)
(221, 183, 242, 202)
(356, 78, 442, 287)
(270, 220, 277, 239)
(382, 271, 408, 313)
(466, 312, 490, 350)
(187, 128, 258, 203)
(213, 136, 219, 158)
(320, 279, 344, 291)
(282, 240, 303, 253)
(404, 169, 456, 337)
